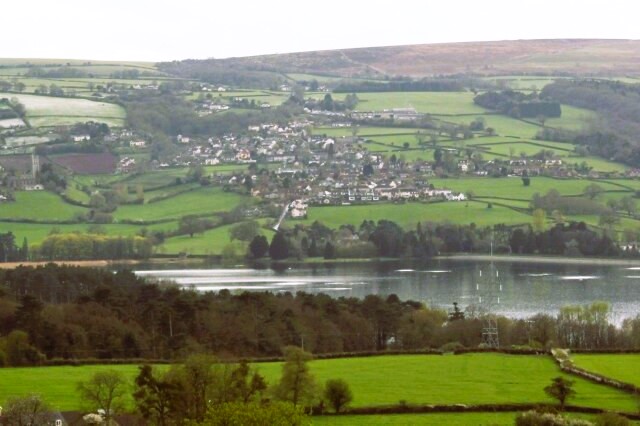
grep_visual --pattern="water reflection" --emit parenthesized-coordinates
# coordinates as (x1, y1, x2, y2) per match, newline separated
(134, 260, 640, 323)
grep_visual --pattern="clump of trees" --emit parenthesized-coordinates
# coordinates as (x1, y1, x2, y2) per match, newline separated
(33, 232, 154, 260)
(267, 218, 622, 262)
(334, 78, 464, 93)
(474, 90, 561, 118)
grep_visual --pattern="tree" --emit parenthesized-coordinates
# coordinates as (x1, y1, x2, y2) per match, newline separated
(599, 210, 619, 229)
(434, 148, 443, 165)
(249, 235, 269, 259)
(134, 364, 182, 426)
(230, 360, 267, 403)
(323, 242, 336, 260)
(620, 196, 637, 216)
(321, 93, 334, 111)
(522, 176, 531, 186)
(179, 215, 205, 238)
(584, 183, 604, 200)
(274, 346, 317, 407)
(544, 376, 575, 410)
(269, 232, 289, 260)
(532, 208, 547, 233)
(229, 221, 260, 242)
(77, 370, 127, 424)
(324, 379, 353, 413)
(2, 394, 56, 425)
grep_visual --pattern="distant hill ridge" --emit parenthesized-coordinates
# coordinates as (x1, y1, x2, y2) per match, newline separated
(160, 39, 640, 78)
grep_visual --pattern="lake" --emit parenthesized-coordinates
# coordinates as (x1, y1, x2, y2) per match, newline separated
(135, 259, 640, 323)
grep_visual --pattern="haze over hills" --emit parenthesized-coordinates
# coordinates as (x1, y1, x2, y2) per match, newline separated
(162, 39, 640, 78)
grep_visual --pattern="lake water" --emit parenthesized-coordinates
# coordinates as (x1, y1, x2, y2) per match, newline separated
(134, 259, 640, 323)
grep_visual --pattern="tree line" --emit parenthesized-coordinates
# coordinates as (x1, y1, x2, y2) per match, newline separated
(1, 265, 640, 367)
(539, 80, 640, 168)
(257, 219, 622, 262)
(474, 90, 561, 118)
(334, 78, 464, 93)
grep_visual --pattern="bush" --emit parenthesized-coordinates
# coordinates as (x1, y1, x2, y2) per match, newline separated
(595, 412, 630, 426)
(515, 410, 593, 426)
(324, 379, 353, 413)
(439, 341, 465, 353)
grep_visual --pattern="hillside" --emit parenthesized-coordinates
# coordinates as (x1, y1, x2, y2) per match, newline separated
(159, 39, 640, 79)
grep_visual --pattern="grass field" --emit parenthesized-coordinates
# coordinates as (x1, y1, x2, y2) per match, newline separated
(0, 221, 178, 246)
(546, 105, 597, 131)
(427, 177, 623, 199)
(0, 354, 636, 413)
(315, 126, 423, 138)
(312, 412, 606, 425)
(572, 354, 640, 387)
(437, 114, 542, 138)
(0, 191, 87, 221)
(354, 92, 486, 115)
(113, 187, 249, 222)
(0, 92, 126, 128)
(302, 201, 531, 228)
(160, 220, 274, 255)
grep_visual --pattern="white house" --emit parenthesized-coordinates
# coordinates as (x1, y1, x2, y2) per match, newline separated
(72, 134, 90, 142)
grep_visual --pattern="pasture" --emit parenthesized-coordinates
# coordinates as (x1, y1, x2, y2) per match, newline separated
(160, 220, 274, 256)
(427, 177, 623, 199)
(0, 221, 178, 246)
(0, 191, 87, 221)
(303, 201, 531, 229)
(0, 353, 636, 413)
(572, 354, 640, 387)
(112, 187, 249, 222)
(0, 93, 126, 128)
(312, 412, 604, 426)
(354, 92, 486, 115)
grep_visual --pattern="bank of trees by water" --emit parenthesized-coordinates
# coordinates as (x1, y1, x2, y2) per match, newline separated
(0, 265, 639, 366)
(261, 220, 622, 262)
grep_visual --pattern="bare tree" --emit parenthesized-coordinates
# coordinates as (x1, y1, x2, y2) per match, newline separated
(77, 370, 127, 425)
(2, 394, 56, 426)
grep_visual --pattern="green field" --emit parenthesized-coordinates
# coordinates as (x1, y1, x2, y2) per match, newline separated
(315, 126, 423, 138)
(314, 413, 516, 425)
(0, 221, 178, 246)
(160, 220, 274, 255)
(0, 191, 87, 221)
(428, 177, 623, 199)
(437, 114, 542, 138)
(572, 354, 640, 387)
(0, 92, 126, 128)
(546, 105, 597, 131)
(312, 412, 605, 426)
(113, 187, 249, 222)
(354, 92, 486, 115)
(0, 354, 636, 413)
(303, 201, 531, 228)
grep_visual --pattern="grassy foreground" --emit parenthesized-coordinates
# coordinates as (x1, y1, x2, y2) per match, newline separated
(0, 353, 637, 413)
(572, 354, 640, 387)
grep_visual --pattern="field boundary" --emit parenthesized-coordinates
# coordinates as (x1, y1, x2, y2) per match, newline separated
(321, 403, 640, 420)
(553, 349, 640, 397)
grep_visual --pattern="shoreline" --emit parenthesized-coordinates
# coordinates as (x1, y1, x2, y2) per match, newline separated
(0, 257, 204, 270)
(437, 254, 640, 266)
(2, 254, 640, 270)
